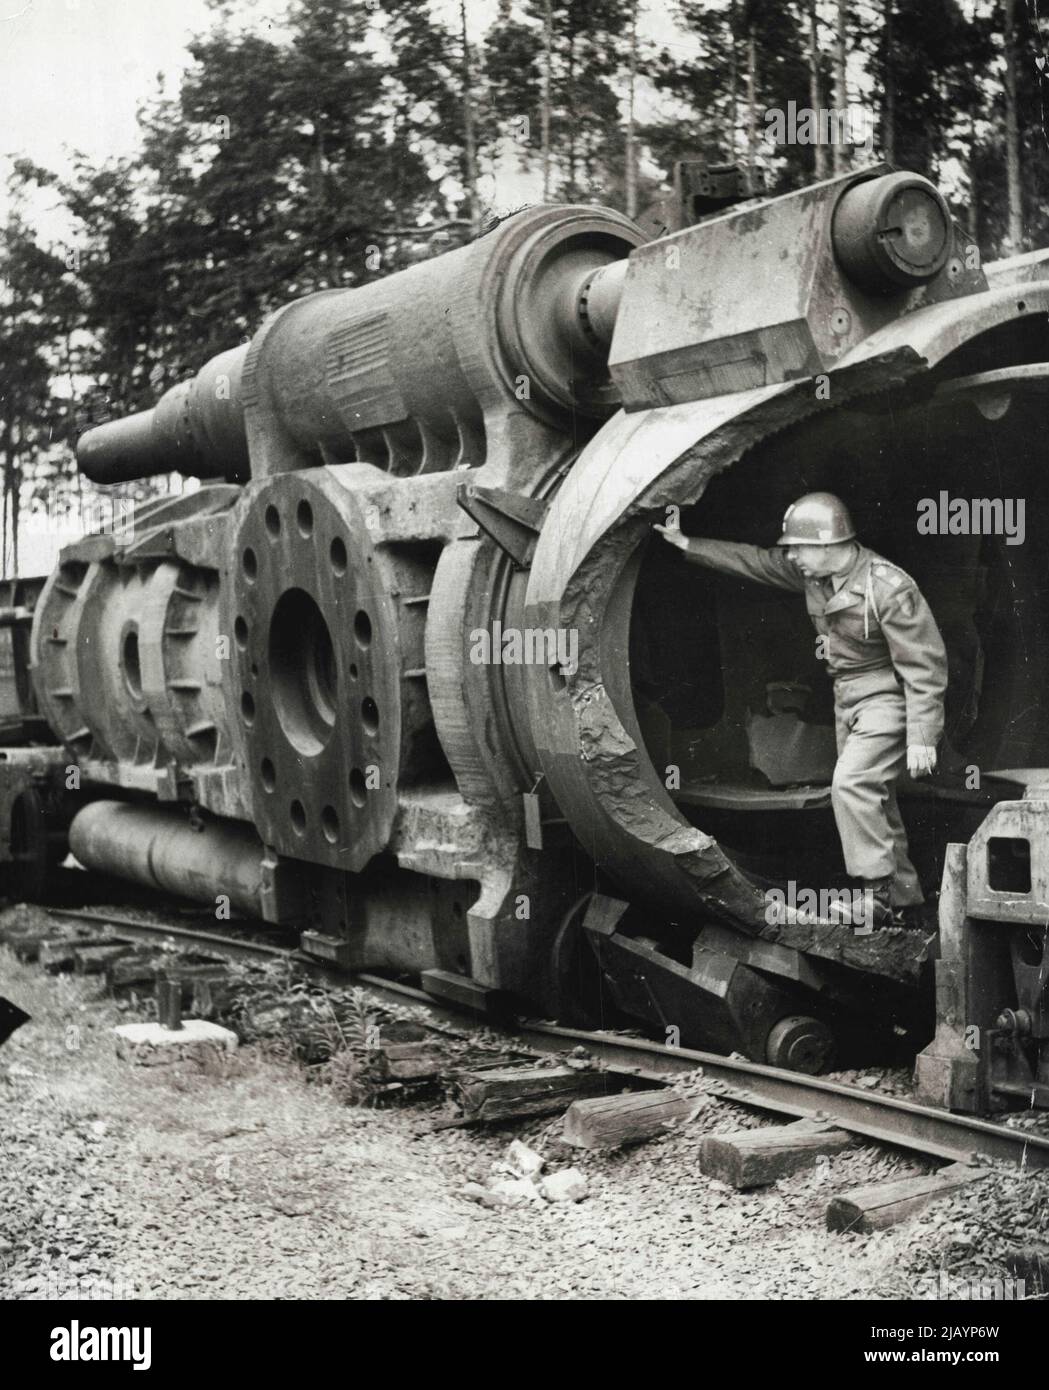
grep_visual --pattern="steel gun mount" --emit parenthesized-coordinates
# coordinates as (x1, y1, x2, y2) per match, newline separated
(11, 166, 1049, 1101)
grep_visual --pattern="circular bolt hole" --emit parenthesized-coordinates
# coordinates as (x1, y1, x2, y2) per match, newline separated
(290, 799, 307, 836)
(354, 610, 372, 647)
(349, 768, 368, 807)
(264, 504, 281, 538)
(269, 588, 338, 757)
(242, 547, 258, 580)
(297, 500, 314, 538)
(361, 696, 379, 735)
(1018, 300, 1027, 312)
(321, 805, 340, 844)
(260, 757, 276, 792)
(241, 690, 255, 725)
(122, 629, 142, 700)
(234, 616, 248, 649)
(349, 662, 359, 680)
(330, 536, 347, 575)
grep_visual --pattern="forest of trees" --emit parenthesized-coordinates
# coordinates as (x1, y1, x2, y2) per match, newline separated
(0, 0, 1046, 571)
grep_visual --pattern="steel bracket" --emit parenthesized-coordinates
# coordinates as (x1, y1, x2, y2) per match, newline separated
(456, 483, 549, 569)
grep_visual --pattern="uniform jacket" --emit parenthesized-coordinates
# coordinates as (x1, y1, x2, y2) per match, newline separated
(683, 538, 948, 748)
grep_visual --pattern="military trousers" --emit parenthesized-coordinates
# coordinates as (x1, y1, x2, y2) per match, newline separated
(831, 684, 923, 907)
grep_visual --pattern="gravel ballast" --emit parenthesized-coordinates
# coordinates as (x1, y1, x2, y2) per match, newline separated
(0, 945, 1041, 1301)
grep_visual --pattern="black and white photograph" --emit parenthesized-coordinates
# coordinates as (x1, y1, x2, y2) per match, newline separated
(0, 0, 1047, 1344)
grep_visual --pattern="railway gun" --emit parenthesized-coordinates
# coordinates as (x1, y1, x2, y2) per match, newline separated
(1, 164, 1047, 1113)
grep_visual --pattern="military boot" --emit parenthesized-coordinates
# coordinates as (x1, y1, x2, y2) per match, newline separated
(862, 878, 895, 931)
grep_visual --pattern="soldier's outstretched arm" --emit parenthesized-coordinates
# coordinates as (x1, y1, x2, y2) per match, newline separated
(653, 515, 804, 591)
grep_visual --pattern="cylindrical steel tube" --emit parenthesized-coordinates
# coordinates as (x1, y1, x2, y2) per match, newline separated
(69, 799, 267, 918)
(78, 346, 250, 485)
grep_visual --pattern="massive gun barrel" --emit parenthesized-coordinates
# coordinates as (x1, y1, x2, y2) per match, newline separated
(76, 206, 637, 484)
(13, 167, 1049, 1097)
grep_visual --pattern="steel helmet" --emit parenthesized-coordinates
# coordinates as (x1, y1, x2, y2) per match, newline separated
(776, 492, 855, 546)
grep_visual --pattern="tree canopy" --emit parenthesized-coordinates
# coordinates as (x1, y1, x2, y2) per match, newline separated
(1, 0, 1045, 571)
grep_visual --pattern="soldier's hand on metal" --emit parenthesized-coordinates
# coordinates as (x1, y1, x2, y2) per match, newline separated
(907, 744, 937, 779)
(653, 516, 689, 549)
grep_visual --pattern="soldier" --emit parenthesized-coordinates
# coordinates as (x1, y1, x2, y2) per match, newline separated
(655, 492, 947, 929)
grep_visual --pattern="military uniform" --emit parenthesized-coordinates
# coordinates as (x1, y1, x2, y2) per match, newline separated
(683, 538, 948, 906)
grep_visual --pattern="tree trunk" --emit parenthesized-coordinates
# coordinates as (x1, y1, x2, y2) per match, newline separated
(746, 22, 758, 192)
(567, 26, 577, 195)
(459, 0, 480, 234)
(541, 0, 553, 198)
(10, 459, 19, 576)
(882, 0, 895, 165)
(1003, 0, 1024, 253)
(834, 0, 849, 175)
(809, 0, 828, 179)
(624, 0, 638, 218)
(727, 0, 739, 160)
(967, 114, 979, 243)
(1, 436, 8, 579)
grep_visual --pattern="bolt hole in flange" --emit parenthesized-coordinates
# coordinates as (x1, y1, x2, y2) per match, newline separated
(349, 767, 368, 807)
(330, 537, 348, 576)
(269, 588, 337, 756)
(234, 615, 249, 649)
(297, 500, 314, 538)
(241, 690, 255, 725)
(361, 696, 380, 735)
(321, 804, 340, 844)
(354, 610, 372, 646)
(264, 504, 281, 538)
(260, 757, 276, 792)
(243, 547, 258, 580)
(290, 799, 307, 835)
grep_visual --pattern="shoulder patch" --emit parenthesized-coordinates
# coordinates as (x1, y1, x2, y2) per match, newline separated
(873, 564, 903, 587)
(872, 561, 914, 594)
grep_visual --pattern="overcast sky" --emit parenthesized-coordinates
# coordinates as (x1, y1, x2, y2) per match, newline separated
(1, 0, 238, 169)
(0, 0, 706, 226)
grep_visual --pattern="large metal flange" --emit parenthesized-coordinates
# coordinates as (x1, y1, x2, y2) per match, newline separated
(227, 467, 402, 872)
(32, 555, 160, 771)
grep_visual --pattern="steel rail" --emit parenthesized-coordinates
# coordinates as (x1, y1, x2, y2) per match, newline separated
(355, 974, 1049, 1171)
(39, 912, 1049, 1169)
(45, 908, 300, 967)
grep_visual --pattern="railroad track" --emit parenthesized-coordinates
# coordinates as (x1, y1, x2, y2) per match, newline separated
(26, 904, 1049, 1173)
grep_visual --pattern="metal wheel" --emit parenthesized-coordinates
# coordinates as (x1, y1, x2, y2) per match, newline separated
(765, 1014, 836, 1074)
(549, 891, 616, 1029)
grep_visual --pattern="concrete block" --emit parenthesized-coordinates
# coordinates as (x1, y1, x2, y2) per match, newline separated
(113, 1019, 238, 1066)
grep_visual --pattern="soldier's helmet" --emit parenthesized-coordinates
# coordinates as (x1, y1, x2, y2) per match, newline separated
(776, 492, 856, 546)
